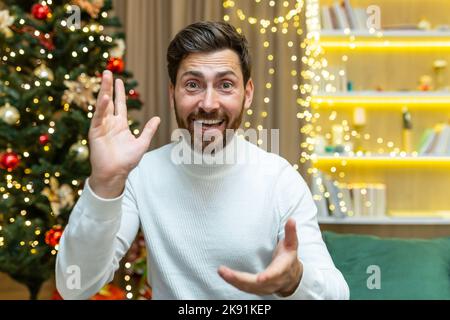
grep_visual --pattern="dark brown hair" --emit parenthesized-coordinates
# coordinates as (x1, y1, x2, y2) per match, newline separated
(167, 21, 252, 86)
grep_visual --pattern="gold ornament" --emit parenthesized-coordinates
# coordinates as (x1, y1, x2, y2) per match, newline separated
(71, 0, 105, 18)
(0, 9, 14, 38)
(0, 102, 20, 125)
(69, 141, 89, 161)
(34, 64, 54, 81)
(41, 177, 75, 217)
(62, 73, 101, 111)
(417, 18, 432, 31)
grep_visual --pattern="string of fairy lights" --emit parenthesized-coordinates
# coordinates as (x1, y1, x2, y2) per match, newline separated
(224, 0, 408, 217)
(223, 0, 309, 171)
(304, 0, 417, 216)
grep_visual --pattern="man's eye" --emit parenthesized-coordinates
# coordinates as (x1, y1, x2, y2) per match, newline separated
(186, 82, 199, 89)
(221, 82, 233, 90)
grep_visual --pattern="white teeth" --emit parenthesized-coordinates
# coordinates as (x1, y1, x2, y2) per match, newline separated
(194, 119, 223, 125)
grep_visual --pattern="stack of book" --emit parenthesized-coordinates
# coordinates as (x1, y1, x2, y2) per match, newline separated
(418, 123, 450, 156)
(320, 0, 369, 31)
(313, 171, 387, 218)
(316, 65, 349, 93)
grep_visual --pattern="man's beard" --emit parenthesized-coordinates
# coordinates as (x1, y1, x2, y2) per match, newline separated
(173, 98, 245, 151)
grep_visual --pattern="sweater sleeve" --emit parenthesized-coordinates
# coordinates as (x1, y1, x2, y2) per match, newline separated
(55, 175, 140, 300)
(273, 162, 350, 300)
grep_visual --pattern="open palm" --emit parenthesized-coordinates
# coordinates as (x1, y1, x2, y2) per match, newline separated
(89, 70, 160, 181)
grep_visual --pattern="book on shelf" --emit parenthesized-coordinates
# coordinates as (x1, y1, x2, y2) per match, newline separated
(331, 2, 349, 30)
(340, 184, 354, 216)
(318, 3, 450, 33)
(320, 6, 333, 30)
(312, 171, 386, 219)
(345, 183, 386, 218)
(320, 1, 368, 31)
(353, 8, 368, 31)
(321, 173, 348, 218)
(417, 128, 437, 154)
(342, 0, 359, 30)
(418, 123, 450, 156)
(433, 125, 450, 155)
(316, 66, 348, 93)
(312, 171, 330, 218)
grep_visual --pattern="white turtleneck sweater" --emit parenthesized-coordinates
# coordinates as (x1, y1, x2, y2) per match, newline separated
(56, 136, 349, 300)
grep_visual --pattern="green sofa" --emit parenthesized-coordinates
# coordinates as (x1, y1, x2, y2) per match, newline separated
(322, 231, 450, 300)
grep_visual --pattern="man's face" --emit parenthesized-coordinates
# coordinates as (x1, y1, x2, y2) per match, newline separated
(169, 49, 254, 149)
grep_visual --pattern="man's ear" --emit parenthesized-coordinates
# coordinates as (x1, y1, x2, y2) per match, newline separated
(244, 79, 254, 110)
(168, 82, 175, 109)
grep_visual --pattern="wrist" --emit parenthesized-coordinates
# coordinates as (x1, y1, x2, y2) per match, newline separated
(89, 174, 127, 199)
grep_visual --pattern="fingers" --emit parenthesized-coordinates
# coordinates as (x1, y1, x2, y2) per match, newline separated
(91, 94, 110, 128)
(138, 116, 161, 149)
(256, 255, 289, 283)
(92, 70, 114, 128)
(98, 70, 113, 100)
(218, 265, 282, 295)
(284, 218, 298, 251)
(218, 266, 259, 293)
(114, 78, 127, 117)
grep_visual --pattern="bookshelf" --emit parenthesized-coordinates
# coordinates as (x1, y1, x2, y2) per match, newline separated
(306, 0, 450, 236)
(312, 91, 450, 110)
(313, 156, 450, 169)
(319, 30, 450, 50)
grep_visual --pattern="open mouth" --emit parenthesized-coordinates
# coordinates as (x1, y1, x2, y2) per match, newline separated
(194, 119, 225, 126)
(192, 119, 226, 131)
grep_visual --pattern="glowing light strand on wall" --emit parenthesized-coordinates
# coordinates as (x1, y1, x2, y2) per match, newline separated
(223, 0, 305, 156)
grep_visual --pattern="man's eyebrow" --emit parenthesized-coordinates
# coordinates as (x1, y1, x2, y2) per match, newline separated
(216, 70, 238, 78)
(180, 70, 238, 79)
(180, 70, 204, 79)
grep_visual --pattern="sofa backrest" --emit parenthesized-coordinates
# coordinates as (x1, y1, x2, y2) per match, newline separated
(322, 231, 450, 300)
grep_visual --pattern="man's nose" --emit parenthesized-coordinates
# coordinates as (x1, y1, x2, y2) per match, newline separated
(199, 87, 220, 112)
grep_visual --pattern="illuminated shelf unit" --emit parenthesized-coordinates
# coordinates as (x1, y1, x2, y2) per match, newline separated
(319, 30, 450, 50)
(311, 92, 450, 110)
(307, 0, 450, 226)
(312, 156, 450, 169)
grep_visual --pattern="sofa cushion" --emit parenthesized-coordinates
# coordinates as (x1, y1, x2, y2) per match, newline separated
(322, 231, 450, 300)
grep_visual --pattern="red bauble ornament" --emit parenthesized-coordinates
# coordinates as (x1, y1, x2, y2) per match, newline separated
(106, 57, 124, 73)
(128, 89, 140, 100)
(39, 134, 50, 145)
(31, 3, 51, 20)
(0, 152, 20, 171)
(45, 225, 63, 247)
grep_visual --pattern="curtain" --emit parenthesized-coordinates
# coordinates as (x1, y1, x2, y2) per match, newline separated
(112, 0, 306, 175)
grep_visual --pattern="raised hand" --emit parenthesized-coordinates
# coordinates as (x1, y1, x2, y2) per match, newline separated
(88, 70, 160, 198)
(218, 218, 303, 297)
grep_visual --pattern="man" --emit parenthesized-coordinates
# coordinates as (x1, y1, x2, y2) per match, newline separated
(56, 21, 349, 300)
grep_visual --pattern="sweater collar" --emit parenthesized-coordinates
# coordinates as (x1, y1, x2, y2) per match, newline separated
(171, 133, 249, 178)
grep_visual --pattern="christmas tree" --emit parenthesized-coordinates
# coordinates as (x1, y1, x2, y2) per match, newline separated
(0, 0, 143, 299)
